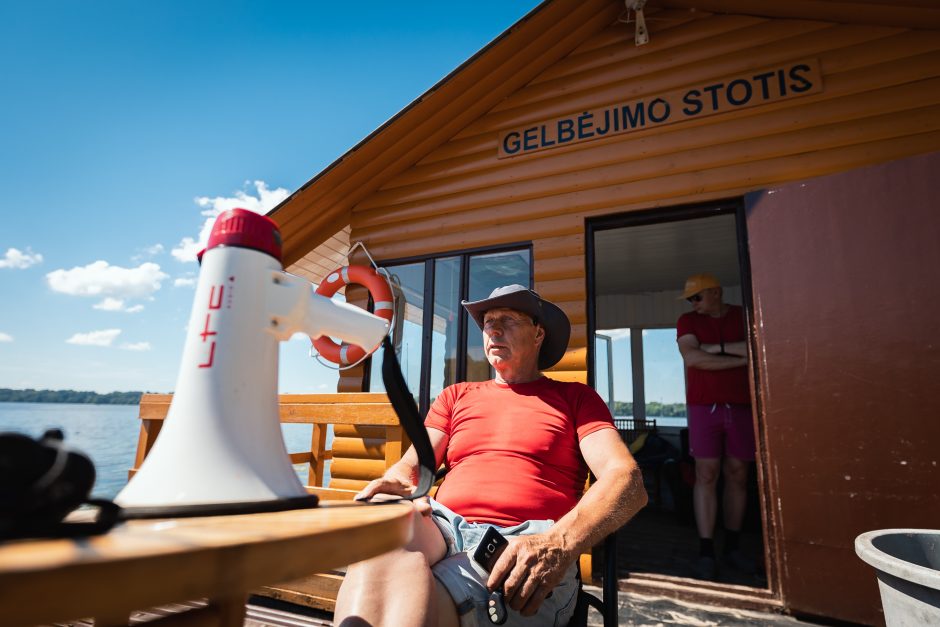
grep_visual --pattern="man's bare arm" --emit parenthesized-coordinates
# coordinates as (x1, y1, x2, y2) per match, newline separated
(699, 340, 748, 357)
(552, 429, 647, 557)
(489, 429, 647, 616)
(355, 428, 449, 500)
(678, 333, 747, 370)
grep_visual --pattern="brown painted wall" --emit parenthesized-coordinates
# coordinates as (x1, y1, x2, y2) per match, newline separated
(745, 151, 940, 625)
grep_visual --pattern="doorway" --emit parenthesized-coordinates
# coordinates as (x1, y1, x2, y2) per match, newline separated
(587, 200, 768, 590)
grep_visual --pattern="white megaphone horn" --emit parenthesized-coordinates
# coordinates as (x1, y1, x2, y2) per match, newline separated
(115, 209, 389, 518)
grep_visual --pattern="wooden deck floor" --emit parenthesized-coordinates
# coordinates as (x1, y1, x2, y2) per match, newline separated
(607, 456, 767, 588)
(54, 582, 828, 627)
(58, 599, 333, 627)
(614, 506, 767, 588)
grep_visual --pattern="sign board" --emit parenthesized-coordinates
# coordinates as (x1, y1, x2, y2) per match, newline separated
(498, 58, 823, 158)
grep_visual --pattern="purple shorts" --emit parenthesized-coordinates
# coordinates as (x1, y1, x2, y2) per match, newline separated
(688, 403, 755, 461)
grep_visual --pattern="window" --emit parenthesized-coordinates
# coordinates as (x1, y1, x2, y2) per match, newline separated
(594, 333, 615, 416)
(369, 246, 531, 415)
(369, 262, 425, 408)
(594, 327, 686, 425)
(642, 328, 687, 427)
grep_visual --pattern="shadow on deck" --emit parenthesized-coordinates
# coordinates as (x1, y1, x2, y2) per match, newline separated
(245, 591, 823, 627)
(57, 586, 829, 626)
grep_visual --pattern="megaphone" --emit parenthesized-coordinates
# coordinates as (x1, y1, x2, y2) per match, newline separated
(115, 209, 389, 518)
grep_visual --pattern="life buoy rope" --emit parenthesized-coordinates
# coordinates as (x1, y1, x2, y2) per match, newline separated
(313, 265, 394, 366)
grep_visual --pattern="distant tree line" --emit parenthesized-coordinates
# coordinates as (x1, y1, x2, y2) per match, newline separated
(611, 400, 686, 417)
(0, 388, 146, 405)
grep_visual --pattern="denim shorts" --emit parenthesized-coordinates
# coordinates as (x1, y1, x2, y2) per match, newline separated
(428, 499, 579, 627)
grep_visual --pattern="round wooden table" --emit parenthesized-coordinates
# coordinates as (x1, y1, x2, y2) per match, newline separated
(0, 501, 413, 626)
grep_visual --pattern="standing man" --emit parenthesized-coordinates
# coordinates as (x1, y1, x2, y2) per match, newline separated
(676, 273, 755, 580)
(335, 284, 647, 627)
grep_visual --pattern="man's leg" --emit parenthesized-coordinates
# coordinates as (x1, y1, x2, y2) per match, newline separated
(721, 456, 748, 533)
(335, 505, 459, 627)
(688, 404, 723, 579)
(721, 456, 758, 573)
(692, 457, 721, 579)
(693, 458, 721, 541)
(721, 403, 758, 573)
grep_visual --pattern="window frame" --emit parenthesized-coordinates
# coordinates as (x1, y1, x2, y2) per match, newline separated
(372, 242, 533, 416)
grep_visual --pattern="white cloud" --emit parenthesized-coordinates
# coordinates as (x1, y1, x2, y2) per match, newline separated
(0, 247, 43, 269)
(92, 297, 145, 313)
(0, 332, 12, 342)
(171, 180, 290, 263)
(120, 341, 151, 351)
(174, 276, 197, 288)
(46, 261, 168, 299)
(93, 297, 126, 311)
(598, 328, 631, 340)
(66, 329, 121, 347)
(132, 243, 165, 262)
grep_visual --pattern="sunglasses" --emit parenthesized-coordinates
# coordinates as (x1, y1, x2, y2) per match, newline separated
(687, 293, 704, 303)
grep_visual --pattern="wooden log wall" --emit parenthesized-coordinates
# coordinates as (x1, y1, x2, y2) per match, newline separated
(334, 5, 940, 393)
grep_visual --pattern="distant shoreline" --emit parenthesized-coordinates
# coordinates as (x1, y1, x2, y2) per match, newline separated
(0, 389, 151, 405)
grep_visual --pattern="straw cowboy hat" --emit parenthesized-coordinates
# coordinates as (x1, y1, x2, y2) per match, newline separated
(462, 284, 570, 370)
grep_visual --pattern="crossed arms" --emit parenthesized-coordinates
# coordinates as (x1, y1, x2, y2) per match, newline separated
(677, 333, 748, 370)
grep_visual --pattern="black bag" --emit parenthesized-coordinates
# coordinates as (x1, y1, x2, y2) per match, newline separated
(632, 432, 680, 466)
(0, 429, 120, 540)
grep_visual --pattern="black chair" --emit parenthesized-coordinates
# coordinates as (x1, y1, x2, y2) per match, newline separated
(569, 533, 619, 627)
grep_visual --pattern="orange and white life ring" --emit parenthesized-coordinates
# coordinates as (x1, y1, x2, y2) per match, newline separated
(313, 265, 394, 365)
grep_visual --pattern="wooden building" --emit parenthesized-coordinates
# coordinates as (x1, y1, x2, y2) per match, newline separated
(268, 1, 940, 624)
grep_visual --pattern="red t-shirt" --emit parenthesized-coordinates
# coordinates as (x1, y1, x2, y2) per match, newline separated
(676, 305, 751, 405)
(425, 377, 615, 527)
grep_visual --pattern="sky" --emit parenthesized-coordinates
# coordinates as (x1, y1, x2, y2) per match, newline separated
(0, 1, 551, 395)
(0, 1, 686, 404)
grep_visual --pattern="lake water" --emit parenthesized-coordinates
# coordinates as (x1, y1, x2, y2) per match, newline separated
(0, 402, 320, 500)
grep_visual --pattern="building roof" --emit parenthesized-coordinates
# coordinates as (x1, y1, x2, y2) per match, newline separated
(268, 0, 940, 279)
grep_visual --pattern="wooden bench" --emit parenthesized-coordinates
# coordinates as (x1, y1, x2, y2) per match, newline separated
(131, 392, 599, 612)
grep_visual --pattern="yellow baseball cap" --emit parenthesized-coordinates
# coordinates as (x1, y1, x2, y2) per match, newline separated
(679, 273, 720, 299)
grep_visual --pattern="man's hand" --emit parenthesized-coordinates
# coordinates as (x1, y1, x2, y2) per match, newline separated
(354, 475, 435, 517)
(487, 532, 574, 617)
(354, 475, 414, 502)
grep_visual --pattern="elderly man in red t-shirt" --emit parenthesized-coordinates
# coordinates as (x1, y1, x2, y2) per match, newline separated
(335, 284, 647, 627)
(676, 273, 755, 581)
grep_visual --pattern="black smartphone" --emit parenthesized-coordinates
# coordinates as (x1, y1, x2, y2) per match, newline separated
(472, 527, 510, 625)
(472, 526, 509, 572)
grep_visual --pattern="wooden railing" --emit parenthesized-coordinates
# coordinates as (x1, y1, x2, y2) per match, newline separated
(131, 392, 409, 612)
(131, 392, 409, 501)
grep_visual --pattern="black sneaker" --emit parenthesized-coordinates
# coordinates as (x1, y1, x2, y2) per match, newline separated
(725, 549, 758, 575)
(693, 555, 718, 580)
